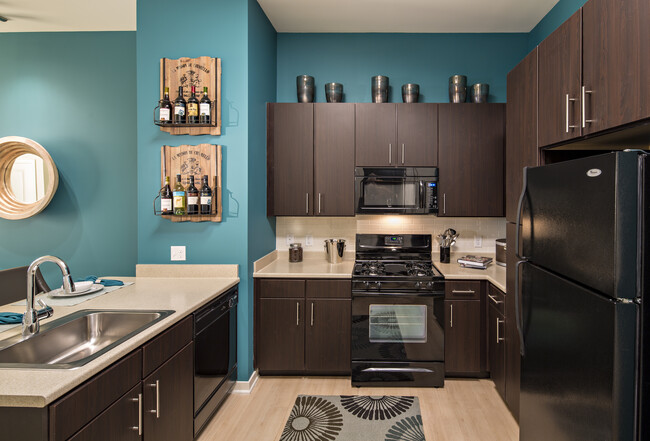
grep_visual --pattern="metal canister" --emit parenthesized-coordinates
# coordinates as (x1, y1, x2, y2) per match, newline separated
(371, 76, 389, 103)
(324, 239, 346, 264)
(289, 243, 303, 263)
(496, 238, 506, 267)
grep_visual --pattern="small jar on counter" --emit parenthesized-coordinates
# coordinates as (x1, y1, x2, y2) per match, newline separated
(289, 243, 303, 263)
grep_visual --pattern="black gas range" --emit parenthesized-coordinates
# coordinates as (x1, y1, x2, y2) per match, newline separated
(351, 234, 445, 388)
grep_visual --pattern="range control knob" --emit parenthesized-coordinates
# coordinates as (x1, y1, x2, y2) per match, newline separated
(414, 282, 421, 289)
(364, 281, 370, 290)
(426, 282, 434, 290)
(374, 281, 381, 290)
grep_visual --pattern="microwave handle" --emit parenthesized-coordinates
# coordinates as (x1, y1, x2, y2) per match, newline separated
(419, 181, 425, 209)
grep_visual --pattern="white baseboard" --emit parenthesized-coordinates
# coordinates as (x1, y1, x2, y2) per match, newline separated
(232, 369, 259, 394)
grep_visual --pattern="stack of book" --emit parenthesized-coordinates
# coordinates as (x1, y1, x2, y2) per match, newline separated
(457, 255, 493, 270)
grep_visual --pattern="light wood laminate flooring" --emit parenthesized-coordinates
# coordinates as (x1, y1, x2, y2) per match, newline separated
(196, 377, 519, 441)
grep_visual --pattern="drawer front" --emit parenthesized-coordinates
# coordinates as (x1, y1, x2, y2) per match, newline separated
(142, 315, 192, 377)
(487, 283, 506, 315)
(258, 279, 305, 298)
(49, 349, 142, 441)
(445, 280, 482, 300)
(306, 279, 351, 299)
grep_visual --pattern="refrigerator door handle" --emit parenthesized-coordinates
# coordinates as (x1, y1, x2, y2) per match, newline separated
(515, 259, 526, 356)
(515, 166, 530, 260)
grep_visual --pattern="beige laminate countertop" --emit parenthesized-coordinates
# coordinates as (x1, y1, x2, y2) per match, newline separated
(433, 253, 506, 292)
(254, 251, 354, 279)
(0, 269, 239, 408)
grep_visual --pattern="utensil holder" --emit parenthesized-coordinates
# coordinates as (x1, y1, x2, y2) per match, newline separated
(440, 246, 451, 263)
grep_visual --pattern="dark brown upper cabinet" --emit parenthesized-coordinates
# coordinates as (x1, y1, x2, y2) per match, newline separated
(538, 10, 582, 147)
(267, 103, 314, 216)
(438, 103, 505, 217)
(267, 103, 355, 216)
(506, 48, 539, 223)
(355, 103, 438, 167)
(582, 0, 650, 135)
(314, 103, 355, 216)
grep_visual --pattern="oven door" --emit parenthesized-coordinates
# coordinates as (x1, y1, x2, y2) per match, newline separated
(351, 293, 444, 362)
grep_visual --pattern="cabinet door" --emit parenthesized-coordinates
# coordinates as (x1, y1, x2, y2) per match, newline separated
(143, 343, 193, 441)
(69, 385, 142, 441)
(505, 222, 521, 420)
(267, 103, 314, 215)
(506, 49, 539, 223)
(396, 104, 438, 166)
(444, 300, 481, 374)
(537, 10, 582, 147)
(488, 304, 506, 400)
(314, 103, 355, 216)
(257, 298, 305, 373)
(438, 104, 505, 217)
(305, 298, 351, 374)
(582, 0, 650, 134)
(355, 103, 396, 166)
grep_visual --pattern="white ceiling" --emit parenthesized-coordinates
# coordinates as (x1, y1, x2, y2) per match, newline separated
(257, 0, 560, 33)
(0, 0, 136, 33)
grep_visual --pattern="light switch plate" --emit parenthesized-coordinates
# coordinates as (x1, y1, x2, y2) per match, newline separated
(305, 235, 313, 246)
(474, 235, 482, 248)
(286, 234, 294, 246)
(171, 246, 186, 261)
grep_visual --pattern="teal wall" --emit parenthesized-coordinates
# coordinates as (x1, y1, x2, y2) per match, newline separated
(136, 0, 276, 381)
(528, 0, 589, 50)
(276, 33, 529, 103)
(0, 32, 137, 285)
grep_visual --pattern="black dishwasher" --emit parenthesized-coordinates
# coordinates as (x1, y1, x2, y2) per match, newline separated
(193, 285, 238, 436)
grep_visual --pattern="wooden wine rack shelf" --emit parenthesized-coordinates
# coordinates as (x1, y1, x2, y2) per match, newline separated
(159, 144, 222, 223)
(159, 56, 221, 136)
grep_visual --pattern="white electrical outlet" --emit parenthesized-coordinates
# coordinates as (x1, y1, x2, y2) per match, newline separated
(474, 235, 483, 248)
(286, 234, 294, 246)
(171, 246, 186, 261)
(305, 235, 313, 246)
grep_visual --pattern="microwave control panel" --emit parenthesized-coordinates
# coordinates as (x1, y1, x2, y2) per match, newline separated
(425, 182, 438, 212)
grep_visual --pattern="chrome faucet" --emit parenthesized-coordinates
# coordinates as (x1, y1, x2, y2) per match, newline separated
(23, 255, 74, 336)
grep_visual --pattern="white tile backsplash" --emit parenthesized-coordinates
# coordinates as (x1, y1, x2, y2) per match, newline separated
(276, 216, 506, 253)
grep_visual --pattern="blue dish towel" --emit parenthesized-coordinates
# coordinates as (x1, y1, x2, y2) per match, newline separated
(0, 312, 23, 325)
(76, 276, 124, 287)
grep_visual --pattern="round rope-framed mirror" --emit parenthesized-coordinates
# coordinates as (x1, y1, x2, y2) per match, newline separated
(0, 136, 59, 220)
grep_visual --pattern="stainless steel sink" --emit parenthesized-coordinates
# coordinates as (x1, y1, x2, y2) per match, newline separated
(0, 309, 174, 369)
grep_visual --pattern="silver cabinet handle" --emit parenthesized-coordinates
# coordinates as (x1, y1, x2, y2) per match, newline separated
(296, 302, 300, 326)
(318, 193, 322, 214)
(305, 193, 309, 214)
(497, 318, 505, 343)
(450, 304, 453, 328)
(443, 193, 446, 215)
(310, 302, 314, 326)
(565, 94, 577, 132)
(582, 86, 593, 128)
(388, 144, 392, 164)
(131, 393, 142, 435)
(401, 144, 405, 164)
(488, 294, 503, 304)
(363, 367, 434, 373)
(149, 380, 160, 418)
(452, 289, 475, 294)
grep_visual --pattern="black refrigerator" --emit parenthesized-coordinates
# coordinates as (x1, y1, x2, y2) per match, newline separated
(515, 151, 649, 441)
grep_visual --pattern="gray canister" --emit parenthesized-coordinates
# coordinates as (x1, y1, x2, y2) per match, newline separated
(449, 75, 467, 103)
(297, 75, 315, 103)
(324, 239, 346, 264)
(496, 238, 506, 267)
(470, 83, 489, 103)
(371, 76, 389, 103)
(402, 83, 420, 103)
(325, 83, 343, 103)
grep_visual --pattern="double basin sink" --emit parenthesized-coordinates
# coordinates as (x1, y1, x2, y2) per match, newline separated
(0, 309, 173, 369)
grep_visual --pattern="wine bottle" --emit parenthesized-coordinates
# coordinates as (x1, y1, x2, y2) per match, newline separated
(160, 176, 173, 215)
(213, 179, 219, 216)
(159, 87, 172, 124)
(199, 87, 211, 124)
(187, 86, 199, 124)
(173, 86, 186, 124)
(187, 175, 199, 215)
(200, 175, 212, 214)
(173, 174, 186, 215)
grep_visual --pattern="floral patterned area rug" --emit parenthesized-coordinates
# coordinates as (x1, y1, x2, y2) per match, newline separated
(280, 395, 425, 441)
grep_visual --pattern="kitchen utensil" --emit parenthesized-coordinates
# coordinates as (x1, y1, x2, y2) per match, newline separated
(289, 243, 303, 263)
(324, 239, 346, 264)
(470, 83, 489, 103)
(402, 83, 419, 103)
(297, 75, 315, 103)
(325, 83, 343, 103)
(371, 76, 389, 103)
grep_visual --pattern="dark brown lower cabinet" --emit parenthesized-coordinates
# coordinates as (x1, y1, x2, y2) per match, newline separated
(488, 296, 506, 400)
(143, 343, 193, 441)
(444, 299, 482, 375)
(255, 278, 351, 375)
(257, 297, 305, 373)
(69, 385, 142, 441)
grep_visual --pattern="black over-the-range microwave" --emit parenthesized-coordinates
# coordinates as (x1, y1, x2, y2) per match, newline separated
(354, 167, 438, 214)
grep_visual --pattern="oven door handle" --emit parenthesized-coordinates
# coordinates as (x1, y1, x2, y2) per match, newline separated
(419, 181, 425, 209)
(362, 367, 435, 373)
(352, 292, 444, 298)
